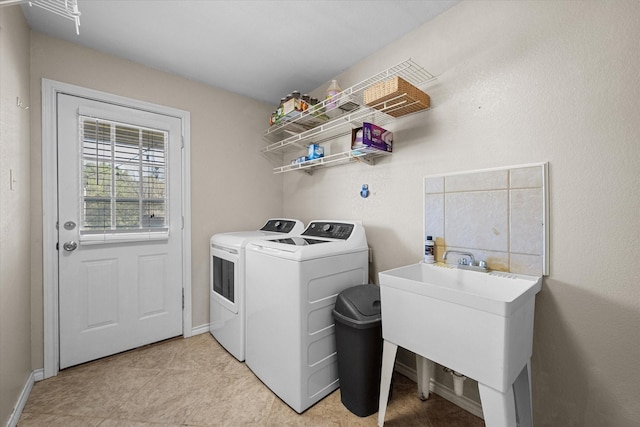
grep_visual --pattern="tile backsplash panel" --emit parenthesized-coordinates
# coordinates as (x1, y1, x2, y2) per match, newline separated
(424, 163, 548, 276)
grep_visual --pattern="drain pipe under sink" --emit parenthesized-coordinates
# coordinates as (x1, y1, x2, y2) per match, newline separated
(444, 367, 467, 396)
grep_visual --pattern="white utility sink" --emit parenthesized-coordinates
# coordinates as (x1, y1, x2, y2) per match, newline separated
(377, 262, 542, 427)
(382, 262, 541, 316)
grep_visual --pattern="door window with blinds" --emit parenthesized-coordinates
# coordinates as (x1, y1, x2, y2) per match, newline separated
(79, 115, 170, 243)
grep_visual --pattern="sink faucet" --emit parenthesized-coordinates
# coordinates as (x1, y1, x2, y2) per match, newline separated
(443, 250, 475, 266)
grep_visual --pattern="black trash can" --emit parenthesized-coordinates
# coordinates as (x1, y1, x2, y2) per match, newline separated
(333, 284, 383, 417)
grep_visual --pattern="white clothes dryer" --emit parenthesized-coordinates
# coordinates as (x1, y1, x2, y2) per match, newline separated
(245, 221, 369, 413)
(209, 219, 304, 361)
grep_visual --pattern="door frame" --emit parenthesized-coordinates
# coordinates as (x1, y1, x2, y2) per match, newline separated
(41, 79, 192, 379)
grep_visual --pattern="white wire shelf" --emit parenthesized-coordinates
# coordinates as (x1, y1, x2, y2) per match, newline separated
(262, 58, 435, 174)
(273, 148, 392, 175)
(263, 58, 435, 144)
(2, 0, 82, 34)
(261, 106, 394, 155)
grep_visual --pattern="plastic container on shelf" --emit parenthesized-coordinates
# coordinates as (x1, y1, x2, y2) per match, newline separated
(325, 79, 342, 111)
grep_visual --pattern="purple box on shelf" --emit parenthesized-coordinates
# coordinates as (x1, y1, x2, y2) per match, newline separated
(351, 122, 393, 152)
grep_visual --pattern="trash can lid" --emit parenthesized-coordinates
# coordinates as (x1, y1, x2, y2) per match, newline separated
(333, 284, 381, 324)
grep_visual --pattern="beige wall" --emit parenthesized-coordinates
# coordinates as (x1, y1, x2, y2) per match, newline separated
(284, 1, 640, 426)
(28, 32, 283, 369)
(0, 6, 32, 425)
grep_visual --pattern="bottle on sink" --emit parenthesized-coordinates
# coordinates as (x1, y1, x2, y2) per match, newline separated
(424, 236, 435, 264)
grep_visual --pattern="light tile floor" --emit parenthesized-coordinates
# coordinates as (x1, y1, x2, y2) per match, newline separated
(19, 333, 485, 426)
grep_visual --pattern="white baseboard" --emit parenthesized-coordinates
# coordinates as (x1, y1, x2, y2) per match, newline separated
(191, 323, 210, 336)
(394, 360, 484, 419)
(6, 369, 39, 427)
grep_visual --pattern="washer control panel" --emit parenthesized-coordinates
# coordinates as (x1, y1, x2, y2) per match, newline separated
(302, 222, 354, 240)
(261, 219, 298, 233)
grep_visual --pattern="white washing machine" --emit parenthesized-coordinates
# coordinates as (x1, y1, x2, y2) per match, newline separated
(245, 220, 369, 413)
(209, 219, 304, 361)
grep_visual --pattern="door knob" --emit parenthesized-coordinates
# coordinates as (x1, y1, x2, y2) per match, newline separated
(63, 241, 78, 252)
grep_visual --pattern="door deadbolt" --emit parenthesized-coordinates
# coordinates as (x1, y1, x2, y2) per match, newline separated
(64, 221, 76, 230)
(63, 241, 78, 252)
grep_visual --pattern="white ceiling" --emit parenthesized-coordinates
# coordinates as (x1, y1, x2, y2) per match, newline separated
(20, 0, 458, 105)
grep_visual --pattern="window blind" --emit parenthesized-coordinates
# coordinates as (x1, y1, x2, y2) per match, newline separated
(79, 116, 169, 243)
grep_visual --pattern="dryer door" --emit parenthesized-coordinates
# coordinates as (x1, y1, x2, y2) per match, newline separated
(211, 244, 239, 314)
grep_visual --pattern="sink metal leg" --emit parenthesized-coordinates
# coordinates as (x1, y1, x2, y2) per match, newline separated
(378, 340, 398, 427)
(478, 362, 533, 427)
(416, 355, 434, 400)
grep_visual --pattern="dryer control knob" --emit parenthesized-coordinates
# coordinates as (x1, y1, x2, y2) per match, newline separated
(322, 224, 333, 232)
(275, 221, 282, 228)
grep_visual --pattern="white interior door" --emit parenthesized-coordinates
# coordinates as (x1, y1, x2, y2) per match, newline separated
(57, 93, 184, 369)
